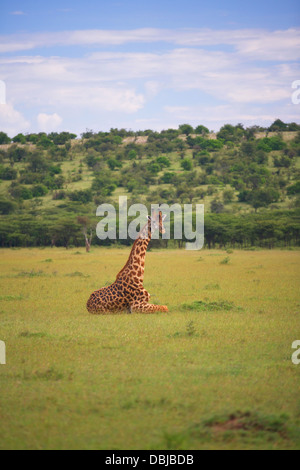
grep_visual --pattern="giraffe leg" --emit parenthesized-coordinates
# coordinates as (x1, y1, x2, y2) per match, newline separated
(130, 301, 169, 314)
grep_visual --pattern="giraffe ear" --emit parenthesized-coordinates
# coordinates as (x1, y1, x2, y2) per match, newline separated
(147, 216, 152, 222)
(162, 214, 167, 221)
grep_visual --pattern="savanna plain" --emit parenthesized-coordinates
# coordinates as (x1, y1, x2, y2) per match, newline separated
(0, 247, 299, 450)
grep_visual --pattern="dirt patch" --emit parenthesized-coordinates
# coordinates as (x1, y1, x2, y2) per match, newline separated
(204, 411, 288, 437)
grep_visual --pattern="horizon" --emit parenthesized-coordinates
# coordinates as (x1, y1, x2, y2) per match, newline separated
(0, 118, 298, 140)
(0, 0, 299, 136)
(1, 125, 299, 142)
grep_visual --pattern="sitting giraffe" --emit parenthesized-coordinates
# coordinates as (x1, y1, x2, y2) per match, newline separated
(87, 211, 169, 314)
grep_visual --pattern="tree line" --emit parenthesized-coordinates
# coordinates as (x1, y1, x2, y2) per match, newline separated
(0, 210, 298, 250)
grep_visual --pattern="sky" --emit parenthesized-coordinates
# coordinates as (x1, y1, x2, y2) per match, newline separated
(0, 0, 299, 137)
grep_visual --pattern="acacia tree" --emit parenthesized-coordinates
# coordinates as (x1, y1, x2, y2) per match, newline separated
(179, 124, 194, 136)
(0, 132, 11, 144)
(50, 218, 80, 249)
(77, 216, 93, 252)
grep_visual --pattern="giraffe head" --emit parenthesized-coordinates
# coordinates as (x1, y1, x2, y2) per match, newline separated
(148, 211, 167, 235)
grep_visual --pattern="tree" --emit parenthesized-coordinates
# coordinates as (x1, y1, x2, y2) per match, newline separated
(156, 156, 171, 168)
(27, 152, 49, 173)
(85, 154, 101, 169)
(0, 166, 17, 180)
(287, 122, 300, 131)
(77, 216, 93, 252)
(81, 129, 95, 139)
(257, 136, 286, 152)
(0, 199, 16, 214)
(287, 182, 300, 195)
(217, 124, 245, 143)
(128, 149, 137, 160)
(32, 184, 48, 198)
(250, 188, 280, 211)
(7, 145, 28, 164)
(0, 132, 11, 145)
(274, 155, 292, 169)
(36, 135, 54, 149)
(147, 162, 161, 175)
(161, 172, 175, 184)
(181, 158, 193, 171)
(179, 124, 194, 136)
(211, 198, 225, 213)
(241, 141, 255, 158)
(223, 188, 235, 204)
(50, 218, 81, 249)
(195, 125, 209, 136)
(9, 184, 33, 200)
(107, 158, 122, 171)
(48, 132, 77, 145)
(92, 174, 117, 196)
(12, 133, 26, 144)
(68, 189, 93, 204)
(268, 119, 287, 132)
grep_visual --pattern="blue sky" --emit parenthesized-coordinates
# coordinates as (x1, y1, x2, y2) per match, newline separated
(0, 0, 299, 136)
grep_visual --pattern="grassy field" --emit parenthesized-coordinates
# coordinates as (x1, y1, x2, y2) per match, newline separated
(0, 247, 299, 450)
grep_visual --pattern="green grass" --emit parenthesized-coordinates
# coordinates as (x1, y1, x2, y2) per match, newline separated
(0, 248, 299, 450)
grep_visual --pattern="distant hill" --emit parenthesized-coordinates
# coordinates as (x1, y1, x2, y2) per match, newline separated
(0, 122, 299, 248)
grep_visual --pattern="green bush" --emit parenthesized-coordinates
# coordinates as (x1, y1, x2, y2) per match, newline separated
(181, 159, 193, 171)
(0, 199, 16, 214)
(0, 166, 17, 180)
(68, 189, 93, 203)
(32, 184, 49, 198)
(287, 182, 300, 195)
(9, 185, 33, 200)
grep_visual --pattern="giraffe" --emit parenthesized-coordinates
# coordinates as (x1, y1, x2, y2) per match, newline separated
(86, 211, 169, 314)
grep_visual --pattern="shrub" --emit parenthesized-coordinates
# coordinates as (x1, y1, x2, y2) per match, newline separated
(0, 199, 16, 214)
(161, 172, 175, 184)
(9, 185, 33, 200)
(0, 132, 11, 144)
(32, 184, 49, 198)
(0, 166, 17, 180)
(68, 189, 93, 203)
(181, 159, 193, 171)
(156, 156, 171, 168)
(287, 182, 300, 195)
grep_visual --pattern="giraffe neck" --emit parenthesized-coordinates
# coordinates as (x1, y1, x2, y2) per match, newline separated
(116, 220, 152, 285)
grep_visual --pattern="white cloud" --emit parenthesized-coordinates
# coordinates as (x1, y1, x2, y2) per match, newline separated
(0, 103, 30, 136)
(3, 48, 296, 106)
(0, 27, 299, 133)
(37, 113, 62, 132)
(0, 27, 299, 60)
